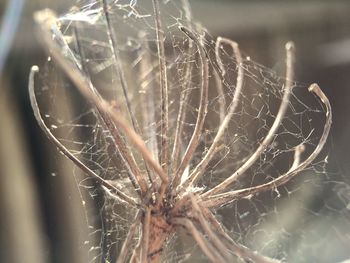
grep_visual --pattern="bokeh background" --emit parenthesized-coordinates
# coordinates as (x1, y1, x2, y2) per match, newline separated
(1, 0, 350, 262)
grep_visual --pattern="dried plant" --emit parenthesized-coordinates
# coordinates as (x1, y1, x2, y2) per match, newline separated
(29, 1, 331, 262)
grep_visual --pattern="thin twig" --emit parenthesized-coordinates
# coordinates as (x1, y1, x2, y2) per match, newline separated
(181, 37, 244, 191)
(29, 66, 138, 207)
(203, 83, 331, 207)
(172, 26, 209, 189)
(203, 42, 295, 197)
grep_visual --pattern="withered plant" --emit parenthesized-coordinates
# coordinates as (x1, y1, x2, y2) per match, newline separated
(29, 1, 331, 262)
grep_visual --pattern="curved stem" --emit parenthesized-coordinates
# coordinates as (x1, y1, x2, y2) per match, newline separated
(29, 66, 138, 207)
(203, 42, 295, 197)
(181, 37, 244, 192)
(203, 83, 331, 207)
(172, 26, 209, 189)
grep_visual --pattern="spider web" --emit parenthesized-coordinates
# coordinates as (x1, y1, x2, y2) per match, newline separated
(34, 0, 350, 262)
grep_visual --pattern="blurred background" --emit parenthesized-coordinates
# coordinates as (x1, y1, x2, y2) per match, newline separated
(1, 0, 350, 262)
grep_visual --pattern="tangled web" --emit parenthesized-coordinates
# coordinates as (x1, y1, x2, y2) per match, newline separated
(32, 0, 350, 262)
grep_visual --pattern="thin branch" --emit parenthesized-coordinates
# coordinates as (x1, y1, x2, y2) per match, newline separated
(29, 66, 138, 207)
(116, 212, 142, 263)
(203, 83, 332, 207)
(34, 10, 168, 185)
(172, 26, 209, 189)
(170, 217, 226, 263)
(203, 208, 281, 263)
(203, 42, 295, 197)
(152, 0, 169, 173)
(181, 37, 244, 192)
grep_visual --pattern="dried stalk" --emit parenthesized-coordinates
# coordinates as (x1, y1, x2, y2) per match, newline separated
(31, 4, 332, 263)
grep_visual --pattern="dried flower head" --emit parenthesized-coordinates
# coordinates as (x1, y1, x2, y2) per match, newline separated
(30, 1, 331, 262)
